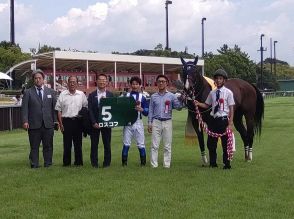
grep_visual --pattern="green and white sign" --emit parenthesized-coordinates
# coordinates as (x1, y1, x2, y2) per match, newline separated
(98, 97, 138, 128)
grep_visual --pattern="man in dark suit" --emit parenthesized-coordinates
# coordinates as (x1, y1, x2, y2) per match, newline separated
(21, 69, 57, 168)
(88, 73, 113, 168)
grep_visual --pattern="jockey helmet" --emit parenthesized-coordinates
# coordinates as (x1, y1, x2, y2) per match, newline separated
(213, 69, 228, 79)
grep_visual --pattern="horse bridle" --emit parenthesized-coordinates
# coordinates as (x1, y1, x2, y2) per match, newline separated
(180, 70, 210, 114)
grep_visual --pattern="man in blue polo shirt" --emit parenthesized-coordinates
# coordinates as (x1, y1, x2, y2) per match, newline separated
(148, 74, 183, 168)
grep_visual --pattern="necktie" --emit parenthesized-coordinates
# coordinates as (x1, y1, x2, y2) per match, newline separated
(37, 87, 42, 100)
(213, 89, 220, 114)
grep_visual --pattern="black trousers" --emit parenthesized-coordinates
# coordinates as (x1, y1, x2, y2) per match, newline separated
(62, 118, 83, 166)
(207, 117, 230, 167)
(90, 127, 112, 167)
(28, 125, 54, 167)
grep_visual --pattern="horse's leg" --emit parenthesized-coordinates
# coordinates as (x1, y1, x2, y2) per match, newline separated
(233, 111, 249, 160)
(191, 116, 208, 165)
(244, 113, 255, 161)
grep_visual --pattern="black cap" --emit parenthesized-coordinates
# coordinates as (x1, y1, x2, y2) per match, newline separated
(213, 69, 228, 79)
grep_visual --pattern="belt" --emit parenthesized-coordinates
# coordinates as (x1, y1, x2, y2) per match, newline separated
(155, 118, 171, 121)
(214, 116, 228, 120)
(62, 117, 79, 120)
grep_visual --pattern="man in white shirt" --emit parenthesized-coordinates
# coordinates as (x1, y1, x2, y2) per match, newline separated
(194, 69, 235, 169)
(55, 76, 88, 166)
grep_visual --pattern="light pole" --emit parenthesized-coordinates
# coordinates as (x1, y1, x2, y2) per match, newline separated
(274, 40, 278, 76)
(270, 38, 273, 74)
(260, 34, 265, 89)
(201, 17, 206, 58)
(10, 0, 15, 44)
(165, 0, 172, 50)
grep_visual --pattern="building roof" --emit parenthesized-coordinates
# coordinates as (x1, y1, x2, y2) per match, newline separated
(7, 51, 204, 75)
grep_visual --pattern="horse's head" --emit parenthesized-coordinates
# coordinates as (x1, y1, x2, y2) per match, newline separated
(180, 56, 203, 99)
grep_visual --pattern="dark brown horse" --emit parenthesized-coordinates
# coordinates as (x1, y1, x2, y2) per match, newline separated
(179, 57, 264, 164)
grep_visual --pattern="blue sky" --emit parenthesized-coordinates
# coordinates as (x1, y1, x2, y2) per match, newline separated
(0, 0, 293, 66)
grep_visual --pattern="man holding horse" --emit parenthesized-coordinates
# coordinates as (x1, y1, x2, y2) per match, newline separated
(194, 69, 235, 169)
(148, 74, 183, 168)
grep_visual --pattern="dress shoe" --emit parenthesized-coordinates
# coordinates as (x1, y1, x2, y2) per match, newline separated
(103, 164, 110, 168)
(92, 164, 98, 168)
(209, 164, 218, 168)
(31, 164, 40, 169)
(74, 161, 83, 166)
(223, 165, 231, 170)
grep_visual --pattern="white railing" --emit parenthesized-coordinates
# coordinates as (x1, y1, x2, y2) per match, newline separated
(262, 91, 294, 99)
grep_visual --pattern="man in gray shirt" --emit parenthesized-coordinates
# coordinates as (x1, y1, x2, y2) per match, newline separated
(148, 74, 183, 168)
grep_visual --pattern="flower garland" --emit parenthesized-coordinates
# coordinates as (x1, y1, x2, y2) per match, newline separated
(194, 103, 234, 161)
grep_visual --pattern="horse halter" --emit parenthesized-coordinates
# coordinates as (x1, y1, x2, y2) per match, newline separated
(182, 64, 204, 101)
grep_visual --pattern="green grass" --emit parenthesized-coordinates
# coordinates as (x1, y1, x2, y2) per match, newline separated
(0, 97, 294, 218)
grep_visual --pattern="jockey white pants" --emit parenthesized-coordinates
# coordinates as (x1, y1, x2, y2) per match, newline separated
(123, 119, 145, 148)
(150, 119, 172, 168)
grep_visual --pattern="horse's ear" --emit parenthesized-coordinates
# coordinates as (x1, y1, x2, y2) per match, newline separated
(193, 56, 198, 66)
(180, 56, 186, 65)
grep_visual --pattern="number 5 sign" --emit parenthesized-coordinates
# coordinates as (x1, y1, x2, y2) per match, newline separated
(98, 97, 138, 128)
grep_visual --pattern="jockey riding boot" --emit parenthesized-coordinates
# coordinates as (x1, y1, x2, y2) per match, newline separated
(138, 148, 146, 166)
(140, 155, 146, 166)
(122, 145, 130, 166)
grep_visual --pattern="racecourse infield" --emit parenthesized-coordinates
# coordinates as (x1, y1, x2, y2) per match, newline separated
(0, 97, 293, 218)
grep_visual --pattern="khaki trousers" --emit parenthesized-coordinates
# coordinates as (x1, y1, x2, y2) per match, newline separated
(150, 119, 172, 168)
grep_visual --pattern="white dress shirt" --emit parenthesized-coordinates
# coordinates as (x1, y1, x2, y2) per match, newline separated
(205, 86, 235, 118)
(97, 89, 106, 104)
(35, 85, 44, 100)
(55, 89, 88, 118)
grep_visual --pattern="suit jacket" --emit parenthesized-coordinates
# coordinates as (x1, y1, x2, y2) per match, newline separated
(88, 90, 114, 125)
(21, 86, 57, 129)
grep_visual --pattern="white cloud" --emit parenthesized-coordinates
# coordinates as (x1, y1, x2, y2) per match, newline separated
(43, 2, 108, 37)
(0, 2, 8, 13)
(0, 0, 293, 66)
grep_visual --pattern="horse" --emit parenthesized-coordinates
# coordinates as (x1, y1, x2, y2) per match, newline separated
(179, 56, 264, 164)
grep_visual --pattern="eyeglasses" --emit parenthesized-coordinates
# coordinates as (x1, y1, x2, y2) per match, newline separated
(157, 80, 167, 83)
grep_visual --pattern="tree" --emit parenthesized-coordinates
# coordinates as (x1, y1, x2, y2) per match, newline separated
(0, 41, 31, 89)
(204, 44, 257, 83)
(154, 43, 164, 51)
(0, 41, 31, 72)
(37, 44, 61, 54)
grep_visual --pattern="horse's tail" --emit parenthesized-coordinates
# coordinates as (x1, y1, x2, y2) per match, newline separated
(252, 84, 264, 136)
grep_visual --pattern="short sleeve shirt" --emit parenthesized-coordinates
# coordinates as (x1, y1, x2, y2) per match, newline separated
(205, 86, 235, 118)
(55, 90, 88, 118)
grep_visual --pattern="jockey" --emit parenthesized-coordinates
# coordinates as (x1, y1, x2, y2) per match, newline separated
(194, 69, 235, 169)
(121, 76, 149, 166)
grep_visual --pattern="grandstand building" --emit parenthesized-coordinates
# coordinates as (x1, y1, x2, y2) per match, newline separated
(6, 51, 204, 93)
